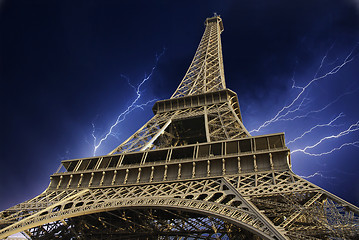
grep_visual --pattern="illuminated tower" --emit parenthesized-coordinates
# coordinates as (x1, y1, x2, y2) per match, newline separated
(1, 15, 358, 239)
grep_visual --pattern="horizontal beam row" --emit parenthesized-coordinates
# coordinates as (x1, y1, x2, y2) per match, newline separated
(50, 150, 289, 190)
(60, 133, 287, 174)
(153, 89, 241, 120)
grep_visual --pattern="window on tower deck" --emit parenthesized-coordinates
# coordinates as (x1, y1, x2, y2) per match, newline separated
(153, 116, 207, 148)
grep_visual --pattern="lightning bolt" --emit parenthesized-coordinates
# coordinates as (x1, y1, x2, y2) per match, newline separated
(293, 141, 359, 157)
(275, 89, 357, 122)
(92, 49, 165, 156)
(299, 171, 336, 179)
(250, 44, 358, 134)
(291, 121, 359, 156)
(273, 97, 311, 122)
(286, 113, 345, 145)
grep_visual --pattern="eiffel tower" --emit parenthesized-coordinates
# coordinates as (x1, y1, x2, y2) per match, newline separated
(1, 15, 358, 240)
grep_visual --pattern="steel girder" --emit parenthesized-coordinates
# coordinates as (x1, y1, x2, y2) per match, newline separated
(1, 171, 359, 239)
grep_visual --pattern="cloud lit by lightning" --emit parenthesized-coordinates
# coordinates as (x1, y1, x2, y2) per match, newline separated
(91, 50, 165, 156)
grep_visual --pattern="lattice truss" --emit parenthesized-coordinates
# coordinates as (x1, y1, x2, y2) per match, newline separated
(26, 210, 259, 240)
(171, 16, 226, 98)
(1, 171, 358, 239)
(207, 101, 247, 141)
(111, 100, 249, 154)
(0, 177, 282, 239)
(227, 172, 359, 239)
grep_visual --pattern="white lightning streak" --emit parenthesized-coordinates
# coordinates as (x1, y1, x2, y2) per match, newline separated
(286, 113, 344, 145)
(291, 120, 359, 156)
(293, 141, 359, 157)
(92, 50, 165, 156)
(276, 89, 357, 122)
(299, 171, 336, 179)
(250, 45, 358, 134)
(273, 97, 310, 121)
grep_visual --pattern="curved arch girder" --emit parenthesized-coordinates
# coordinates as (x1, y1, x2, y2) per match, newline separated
(0, 195, 284, 239)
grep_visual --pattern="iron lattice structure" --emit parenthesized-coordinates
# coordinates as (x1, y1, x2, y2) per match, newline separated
(1, 16, 358, 240)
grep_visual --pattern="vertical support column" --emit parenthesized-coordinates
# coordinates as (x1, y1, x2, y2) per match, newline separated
(253, 155, 258, 172)
(163, 165, 168, 181)
(207, 160, 211, 177)
(100, 171, 106, 186)
(137, 168, 142, 183)
(204, 106, 211, 142)
(124, 169, 129, 184)
(150, 166, 154, 182)
(193, 145, 198, 160)
(269, 153, 276, 184)
(269, 153, 274, 170)
(78, 174, 83, 188)
(67, 175, 73, 188)
(222, 158, 226, 175)
(112, 170, 117, 185)
(288, 153, 295, 183)
(177, 164, 182, 180)
(251, 138, 255, 153)
(237, 157, 241, 174)
(57, 176, 63, 189)
(89, 173, 94, 187)
(192, 162, 196, 178)
(254, 154, 258, 187)
(287, 151, 292, 169)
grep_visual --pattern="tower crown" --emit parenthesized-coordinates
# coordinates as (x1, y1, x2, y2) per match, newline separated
(205, 15, 224, 32)
(171, 15, 226, 98)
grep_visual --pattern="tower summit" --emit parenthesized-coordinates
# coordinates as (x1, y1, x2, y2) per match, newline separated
(172, 15, 225, 98)
(1, 16, 358, 239)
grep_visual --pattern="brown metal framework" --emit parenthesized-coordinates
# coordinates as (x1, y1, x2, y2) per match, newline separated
(1, 15, 358, 240)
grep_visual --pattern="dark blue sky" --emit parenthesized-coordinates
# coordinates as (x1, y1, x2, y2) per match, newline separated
(1, 0, 359, 210)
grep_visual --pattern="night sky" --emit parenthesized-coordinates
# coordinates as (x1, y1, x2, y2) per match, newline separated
(1, 0, 359, 211)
